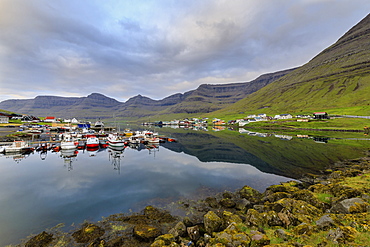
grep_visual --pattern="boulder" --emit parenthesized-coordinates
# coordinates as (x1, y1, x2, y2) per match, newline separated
(187, 225, 201, 242)
(293, 223, 315, 235)
(263, 192, 291, 203)
(168, 221, 186, 238)
(25, 231, 54, 247)
(271, 198, 320, 224)
(274, 229, 293, 241)
(219, 198, 236, 208)
(133, 225, 161, 242)
(239, 185, 262, 203)
(316, 215, 336, 230)
(330, 198, 370, 214)
(72, 223, 105, 243)
(204, 211, 222, 234)
(208, 223, 251, 247)
(245, 209, 265, 227)
(151, 234, 176, 246)
(327, 226, 358, 244)
(264, 210, 283, 226)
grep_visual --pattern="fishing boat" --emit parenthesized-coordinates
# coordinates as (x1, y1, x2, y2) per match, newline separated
(60, 134, 77, 150)
(4, 140, 33, 153)
(86, 135, 100, 148)
(107, 133, 126, 148)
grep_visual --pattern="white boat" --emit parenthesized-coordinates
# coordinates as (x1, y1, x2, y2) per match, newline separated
(60, 134, 77, 150)
(4, 141, 33, 153)
(86, 135, 99, 148)
(107, 133, 126, 148)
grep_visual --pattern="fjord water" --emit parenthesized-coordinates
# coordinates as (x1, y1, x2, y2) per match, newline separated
(1, 128, 369, 246)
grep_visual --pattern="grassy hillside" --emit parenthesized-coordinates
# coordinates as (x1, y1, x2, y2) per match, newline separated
(212, 14, 370, 118)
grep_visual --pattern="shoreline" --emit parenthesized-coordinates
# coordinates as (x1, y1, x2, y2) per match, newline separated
(20, 150, 370, 247)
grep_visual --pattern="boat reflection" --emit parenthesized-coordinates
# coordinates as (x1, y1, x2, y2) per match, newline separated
(60, 149, 78, 171)
(108, 147, 124, 174)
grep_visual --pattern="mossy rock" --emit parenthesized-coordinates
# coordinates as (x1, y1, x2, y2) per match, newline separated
(72, 223, 105, 243)
(143, 205, 177, 223)
(152, 233, 176, 246)
(293, 223, 316, 235)
(209, 222, 251, 246)
(327, 226, 358, 244)
(263, 210, 283, 226)
(292, 190, 323, 209)
(25, 231, 54, 247)
(245, 209, 265, 227)
(204, 211, 222, 234)
(133, 224, 161, 242)
(222, 211, 243, 227)
(239, 185, 262, 202)
(219, 198, 236, 208)
(263, 192, 292, 203)
(264, 184, 299, 195)
(249, 231, 270, 247)
(205, 197, 219, 208)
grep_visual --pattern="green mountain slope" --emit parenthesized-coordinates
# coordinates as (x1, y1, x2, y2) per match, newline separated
(215, 14, 370, 116)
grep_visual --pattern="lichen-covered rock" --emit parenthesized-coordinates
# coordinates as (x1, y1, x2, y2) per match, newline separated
(151, 233, 177, 246)
(133, 224, 161, 241)
(263, 192, 291, 203)
(204, 211, 222, 234)
(327, 226, 358, 244)
(264, 210, 283, 226)
(205, 197, 219, 208)
(208, 223, 251, 247)
(222, 211, 243, 226)
(316, 215, 336, 230)
(239, 185, 262, 203)
(271, 198, 320, 224)
(25, 231, 54, 247)
(72, 223, 105, 243)
(293, 223, 315, 235)
(274, 229, 293, 241)
(330, 198, 370, 214)
(235, 198, 251, 212)
(245, 208, 265, 227)
(168, 221, 186, 238)
(187, 225, 201, 241)
(219, 198, 236, 208)
(249, 230, 270, 247)
(264, 184, 300, 196)
(292, 190, 321, 207)
(143, 205, 177, 223)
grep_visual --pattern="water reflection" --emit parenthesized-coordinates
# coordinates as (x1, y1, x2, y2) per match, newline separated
(1, 128, 369, 246)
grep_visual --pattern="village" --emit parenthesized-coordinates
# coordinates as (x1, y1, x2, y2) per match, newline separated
(145, 112, 329, 127)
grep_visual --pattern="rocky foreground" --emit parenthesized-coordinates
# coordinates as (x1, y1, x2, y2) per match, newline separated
(22, 151, 370, 247)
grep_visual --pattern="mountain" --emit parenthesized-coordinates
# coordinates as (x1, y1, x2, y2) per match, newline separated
(0, 69, 293, 119)
(215, 14, 370, 116)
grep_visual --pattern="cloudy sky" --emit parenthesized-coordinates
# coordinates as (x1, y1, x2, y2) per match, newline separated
(0, 0, 369, 103)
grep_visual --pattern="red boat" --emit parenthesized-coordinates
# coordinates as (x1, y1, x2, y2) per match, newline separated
(86, 136, 100, 148)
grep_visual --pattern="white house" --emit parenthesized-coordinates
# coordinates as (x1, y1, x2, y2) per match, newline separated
(274, 114, 293, 120)
(0, 115, 10, 123)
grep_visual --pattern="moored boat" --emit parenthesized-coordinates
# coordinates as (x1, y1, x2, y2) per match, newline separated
(4, 140, 33, 153)
(107, 133, 127, 148)
(60, 134, 77, 150)
(86, 135, 100, 148)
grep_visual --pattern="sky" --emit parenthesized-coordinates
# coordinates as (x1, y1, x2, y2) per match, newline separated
(0, 0, 369, 103)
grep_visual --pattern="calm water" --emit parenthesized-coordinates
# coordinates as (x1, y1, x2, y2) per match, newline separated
(1, 128, 369, 246)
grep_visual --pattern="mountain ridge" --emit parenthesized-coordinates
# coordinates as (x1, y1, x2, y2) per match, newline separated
(0, 68, 294, 119)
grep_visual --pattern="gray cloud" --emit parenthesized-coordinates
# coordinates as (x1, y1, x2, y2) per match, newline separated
(0, 0, 369, 102)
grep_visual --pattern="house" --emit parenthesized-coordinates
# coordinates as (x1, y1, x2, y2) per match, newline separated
(274, 114, 293, 120)
(44, 116, 56, 122)
(313, 112, 329, 119)
(0, 113, 11, 123)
